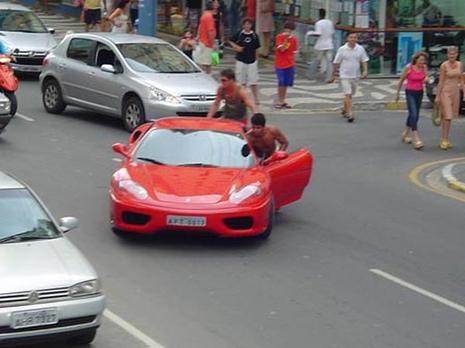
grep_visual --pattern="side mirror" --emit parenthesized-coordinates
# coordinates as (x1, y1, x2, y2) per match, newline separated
(101, 64, 116, 74)
(48, 27, 55, 34)
(263, 151, 289, 165)
(129, 123, 152, 144)
(59, 216, 79, 233)
(112, 143, 130, 158)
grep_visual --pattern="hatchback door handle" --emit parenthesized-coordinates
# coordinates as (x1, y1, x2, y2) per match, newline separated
(58, 63, 66, 70)
(87, 71, 95, 77)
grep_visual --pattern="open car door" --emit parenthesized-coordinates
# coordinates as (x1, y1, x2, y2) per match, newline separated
(264, 149, 313, 210)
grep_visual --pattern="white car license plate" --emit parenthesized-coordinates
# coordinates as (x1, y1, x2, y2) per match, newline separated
(167, 215, 207, 227)
(191, 105, 210, 112)
(11, 308, 58, 329)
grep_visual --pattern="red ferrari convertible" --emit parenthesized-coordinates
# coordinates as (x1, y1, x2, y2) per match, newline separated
(110, 117, 313, 238)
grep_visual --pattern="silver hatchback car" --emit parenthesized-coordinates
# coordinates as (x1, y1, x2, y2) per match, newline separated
(40, 33, 219, 131)
(0, 171, 105, 346)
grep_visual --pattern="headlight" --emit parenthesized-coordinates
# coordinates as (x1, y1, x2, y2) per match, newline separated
(70, 279, 101, 297)
(0, 101, 10, 111)
(118, 179, 148, 200)
(229, 184, 262, 204)
(149, 87, 181, 104)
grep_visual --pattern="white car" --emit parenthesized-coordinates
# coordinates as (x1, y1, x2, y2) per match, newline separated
(0, 171, 105, 346)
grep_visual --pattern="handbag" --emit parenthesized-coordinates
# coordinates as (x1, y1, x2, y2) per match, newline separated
(211, 50, 220, 66)
(432, 102, 442, 127)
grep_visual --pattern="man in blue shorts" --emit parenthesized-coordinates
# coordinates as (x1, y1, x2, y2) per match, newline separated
(274, 20, 298, 109)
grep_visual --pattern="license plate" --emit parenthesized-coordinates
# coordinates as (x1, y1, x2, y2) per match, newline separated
(191, 105, 210, 112)
(167, 215, 207, 227)
(11, 308, 58, 329)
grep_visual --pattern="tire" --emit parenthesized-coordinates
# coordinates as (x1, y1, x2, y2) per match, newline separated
(4, 91, 17, 116)
(68, 329, 97, 346)
(122, 96, 145, 132)
(258, 203, 274, 239)
(42, 79, 66, 114)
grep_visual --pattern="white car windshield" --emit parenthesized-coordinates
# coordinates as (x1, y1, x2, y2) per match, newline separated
(134, 129, 255, 168)
(0, 189, 60, 243)
(0, 10, 47, 33)
(117, 43, 201, 73)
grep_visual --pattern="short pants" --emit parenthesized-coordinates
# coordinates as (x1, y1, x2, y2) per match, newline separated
(84, 9, 101, 25)
(340, 78, 358, 96)
(276, 67, 295, 87)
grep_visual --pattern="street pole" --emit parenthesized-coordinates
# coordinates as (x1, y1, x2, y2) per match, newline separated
(138, 0, 157, 36)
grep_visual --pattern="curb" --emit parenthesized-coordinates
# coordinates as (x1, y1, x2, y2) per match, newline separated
(441, 163, 465, 193)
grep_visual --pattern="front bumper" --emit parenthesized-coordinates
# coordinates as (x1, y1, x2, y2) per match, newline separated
(11, 63, 43, 73)
(0, 294, 105, 344)
(110, 194, 271, 237)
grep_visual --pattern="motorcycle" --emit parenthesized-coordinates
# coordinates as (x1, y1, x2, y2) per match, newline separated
(0, 53, 19, 133)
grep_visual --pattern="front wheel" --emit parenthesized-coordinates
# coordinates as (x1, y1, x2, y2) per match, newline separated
(122, 96, 145, 132)
(258, 203, 275, 239)
(42, 79, 66, 114)
(4, 91, 17, 116)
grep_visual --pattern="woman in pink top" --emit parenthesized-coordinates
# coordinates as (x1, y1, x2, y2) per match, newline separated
(396, 52, 429, 150)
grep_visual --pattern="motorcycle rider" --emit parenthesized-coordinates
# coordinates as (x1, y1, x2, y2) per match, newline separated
(0, 39, 17, 116)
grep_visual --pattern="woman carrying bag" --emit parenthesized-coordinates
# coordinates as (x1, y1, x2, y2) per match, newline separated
(435, 46, 465, 150)
(395, 51, 429, 150)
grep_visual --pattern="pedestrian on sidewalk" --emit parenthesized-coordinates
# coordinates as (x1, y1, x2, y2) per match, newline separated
(179, 29, 196, 60)
(274, 20, 298, 109)
(229, 17, 261, 105)
(395, 51, 429, 150)
(306, 8, 335, 82)
(185, 0, 202, 35)
(212, 0, 226, 58)
(108, 0, 131, 33)
(330, 32, 369, 123)
(207, 69, 257, 126)
(83, 0, 102, 32)
(195, 1, 216, 74)
(258, 0, 275, 58)
(435, 46, 465, 150)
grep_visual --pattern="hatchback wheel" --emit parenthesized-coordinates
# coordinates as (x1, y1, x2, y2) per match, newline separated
(42, 79, 66, 114)
(123, 96, 145, 132)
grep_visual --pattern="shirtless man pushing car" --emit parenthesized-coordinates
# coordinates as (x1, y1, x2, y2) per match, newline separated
(247, 113, 288, 159)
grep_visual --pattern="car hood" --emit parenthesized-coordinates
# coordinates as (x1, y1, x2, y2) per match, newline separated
(0, 31, 57, 52)
(128, 164, 261, 204)
(0, 237, 98, 294)
(140, 72, 218, 97)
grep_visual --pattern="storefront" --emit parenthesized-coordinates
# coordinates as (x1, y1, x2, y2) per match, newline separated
(156, 0, 465, 75)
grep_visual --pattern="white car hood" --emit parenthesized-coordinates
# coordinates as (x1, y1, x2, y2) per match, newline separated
(0, 237, 97, 294)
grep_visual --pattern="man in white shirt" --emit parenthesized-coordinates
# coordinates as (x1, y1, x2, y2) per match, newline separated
(330, 32, 369, 123)
(307, 8, 334, 82)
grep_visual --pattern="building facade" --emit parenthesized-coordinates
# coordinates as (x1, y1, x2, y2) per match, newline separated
(157, 0, 465, 75)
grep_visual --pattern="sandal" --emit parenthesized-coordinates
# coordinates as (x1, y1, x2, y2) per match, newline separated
(341, 110, 348, 118)
(347, 115, 355, 123)
(401, 131, 412, 144)
(413, 140, 424, 150)
(282, 103, 292, 109)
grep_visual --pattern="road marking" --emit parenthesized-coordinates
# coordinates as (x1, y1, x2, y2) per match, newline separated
(104, 309, 166, 348)
(16, 113, 35, 122)
(409, 157, 465, 203)
(370, 269, 465, 314)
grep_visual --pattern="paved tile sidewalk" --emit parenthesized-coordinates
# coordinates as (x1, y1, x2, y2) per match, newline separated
(38, 11, 409, 114)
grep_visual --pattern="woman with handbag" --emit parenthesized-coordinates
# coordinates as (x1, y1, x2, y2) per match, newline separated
(395, 51, 429, 150)
(435, 46, 465, 150)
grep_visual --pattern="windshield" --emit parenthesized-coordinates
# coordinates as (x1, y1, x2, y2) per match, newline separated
(117, 43, 201, 73)
(134, 128, 255, 168)
(0, 10, 47, 33)
(0, 189, 60, 242)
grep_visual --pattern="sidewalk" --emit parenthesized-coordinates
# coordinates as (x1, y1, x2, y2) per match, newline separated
(37, 10, 412, 114)
(442, 161, 465, 194)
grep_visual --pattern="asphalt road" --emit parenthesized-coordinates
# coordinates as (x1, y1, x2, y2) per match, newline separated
(1, 77, 465, 348)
